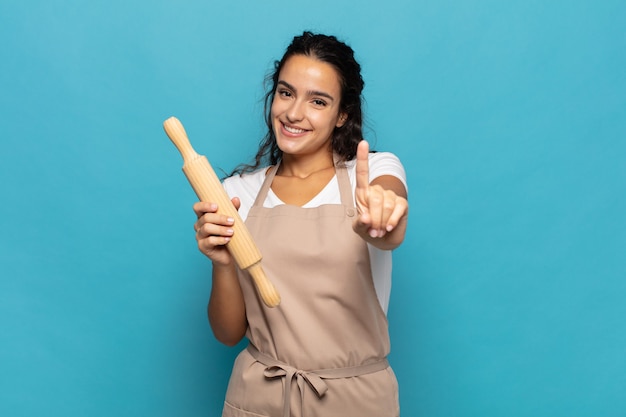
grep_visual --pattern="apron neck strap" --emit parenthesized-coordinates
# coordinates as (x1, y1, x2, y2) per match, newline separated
(251, 155, 355, 208)
(252, 165, 279, 207)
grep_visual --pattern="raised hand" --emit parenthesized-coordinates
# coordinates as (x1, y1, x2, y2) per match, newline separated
(353, 140, 408, 244)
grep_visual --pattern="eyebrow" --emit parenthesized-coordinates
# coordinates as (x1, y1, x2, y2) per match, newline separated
(277, 80, 336, 102)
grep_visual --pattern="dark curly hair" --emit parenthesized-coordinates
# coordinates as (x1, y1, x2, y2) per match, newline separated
(232, 31, 365, 175)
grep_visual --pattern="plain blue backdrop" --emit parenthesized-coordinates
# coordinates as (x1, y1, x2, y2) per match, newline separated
(1, 1, 624, 416)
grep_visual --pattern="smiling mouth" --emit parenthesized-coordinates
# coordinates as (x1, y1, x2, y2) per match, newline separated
(282, 122, 308, 134)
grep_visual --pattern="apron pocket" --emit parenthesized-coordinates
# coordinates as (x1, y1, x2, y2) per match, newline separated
(224, 349, 284, 416)
(223, 401, 271, 417)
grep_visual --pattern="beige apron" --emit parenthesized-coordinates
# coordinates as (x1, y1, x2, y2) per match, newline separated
(222, 160, 400, 417)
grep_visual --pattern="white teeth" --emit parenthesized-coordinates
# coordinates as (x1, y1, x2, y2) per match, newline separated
(284, 124, 306, 134)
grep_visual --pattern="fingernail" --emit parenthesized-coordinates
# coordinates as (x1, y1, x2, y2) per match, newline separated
(386, 225, 394, 232)
(210, 203, 218, 211)
(227, 217, 234, 224)
(226, 228, 234, 235)
(369, 229, 378, 238)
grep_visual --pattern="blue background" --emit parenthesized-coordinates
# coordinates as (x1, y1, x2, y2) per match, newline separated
(1, 1, 624, 416)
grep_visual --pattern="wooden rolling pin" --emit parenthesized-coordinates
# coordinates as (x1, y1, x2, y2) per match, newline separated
(163, 117, 280, 308)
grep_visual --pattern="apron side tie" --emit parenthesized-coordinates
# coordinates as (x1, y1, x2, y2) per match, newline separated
(249, 344, 388, 417)
(264, 365, 329, 417)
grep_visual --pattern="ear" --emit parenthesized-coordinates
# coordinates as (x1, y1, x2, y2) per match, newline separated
(336, 112, 348, 128)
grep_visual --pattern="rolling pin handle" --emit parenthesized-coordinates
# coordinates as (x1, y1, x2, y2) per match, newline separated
(163, 116, 199, 162)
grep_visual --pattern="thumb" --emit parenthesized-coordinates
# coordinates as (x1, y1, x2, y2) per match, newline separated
(231, 197, 241, 211)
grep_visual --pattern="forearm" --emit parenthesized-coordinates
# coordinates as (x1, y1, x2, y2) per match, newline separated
(208, 262, 247, 346)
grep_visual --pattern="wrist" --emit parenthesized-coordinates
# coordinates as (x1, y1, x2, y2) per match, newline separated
(212, 261, 237, 277)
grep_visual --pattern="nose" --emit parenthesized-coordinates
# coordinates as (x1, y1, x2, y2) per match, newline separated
(286, 99, 304, 123)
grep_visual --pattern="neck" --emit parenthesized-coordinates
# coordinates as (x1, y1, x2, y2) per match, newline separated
(279, 152, 335, 179)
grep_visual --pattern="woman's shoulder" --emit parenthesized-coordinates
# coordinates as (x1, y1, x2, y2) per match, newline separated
(370, 151, 405, 173)
(344, 150, 403, 168)
(345, 151, 407, 185)
(222, 167, 269, 199)
(221, 167, 271, 220)
(223, 166, 267, 185)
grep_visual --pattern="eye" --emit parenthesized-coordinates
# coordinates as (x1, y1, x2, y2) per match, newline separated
(312, 99, 327, 107)
(277, 89, 292, 98)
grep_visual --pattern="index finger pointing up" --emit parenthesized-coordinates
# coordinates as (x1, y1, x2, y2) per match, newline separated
(355, 140, 370, 192)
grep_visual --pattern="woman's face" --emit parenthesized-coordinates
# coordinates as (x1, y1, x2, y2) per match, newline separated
(271, 54, 346, 159)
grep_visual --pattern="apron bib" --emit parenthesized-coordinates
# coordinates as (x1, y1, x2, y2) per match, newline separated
(222, 160, 399, 417)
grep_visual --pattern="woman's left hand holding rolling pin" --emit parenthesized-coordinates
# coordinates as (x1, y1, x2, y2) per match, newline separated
(353, 140, 409, 250)
(194, 199, 248, 347)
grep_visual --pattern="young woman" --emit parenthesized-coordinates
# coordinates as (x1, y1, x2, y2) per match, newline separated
(193, 31, 408, 417)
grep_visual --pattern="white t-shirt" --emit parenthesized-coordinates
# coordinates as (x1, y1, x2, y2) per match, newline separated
(222, 152, 407, 314)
